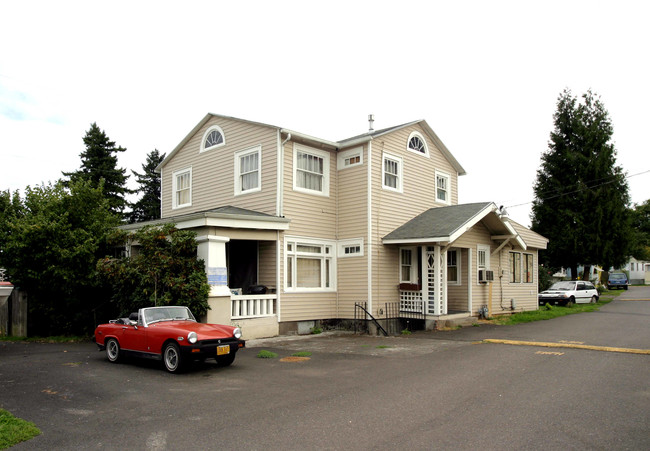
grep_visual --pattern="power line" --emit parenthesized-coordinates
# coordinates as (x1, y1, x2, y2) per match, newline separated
(506, 169, 650, 209)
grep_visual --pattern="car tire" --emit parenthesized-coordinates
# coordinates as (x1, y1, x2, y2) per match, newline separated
(565, 297, 575, 307)
(106, 338, 121, 363)
(624, 285, 628, 290)
(163, 342, 183, 373)
(590, 296, 598, 304)
(216, 353, 236, 367)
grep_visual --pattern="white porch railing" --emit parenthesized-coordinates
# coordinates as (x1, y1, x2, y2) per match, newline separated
(400, 290, 423, 312)
(231, 294, 277, 319)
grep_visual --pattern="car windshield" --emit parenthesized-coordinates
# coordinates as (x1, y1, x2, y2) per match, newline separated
(548, 282, 576, 291)
(143, 306, 196, 324)
(610, 274, 626, 280)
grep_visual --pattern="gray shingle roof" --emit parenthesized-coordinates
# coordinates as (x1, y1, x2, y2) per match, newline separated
(383, 202, 494, 243)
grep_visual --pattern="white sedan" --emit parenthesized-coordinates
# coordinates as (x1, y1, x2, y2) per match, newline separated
(538, 281, 599, 306)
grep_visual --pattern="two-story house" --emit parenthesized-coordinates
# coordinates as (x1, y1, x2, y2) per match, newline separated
(126, 113, 547, 339)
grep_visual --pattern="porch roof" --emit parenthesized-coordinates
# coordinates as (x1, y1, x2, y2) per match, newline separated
(382, 202, 526, 248)
(120, 206, 291, 231)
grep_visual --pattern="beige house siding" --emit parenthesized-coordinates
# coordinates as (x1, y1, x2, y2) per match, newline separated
(447, 248, 469, 312)
(278, 139, 339, 322)
(369, 124, 462, 315)
(257, 241, 277, 290)
(498, 248, 540, 313)
(161, 116, 278, 219)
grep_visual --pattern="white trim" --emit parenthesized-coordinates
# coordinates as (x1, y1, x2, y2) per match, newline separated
(200, 125, 226, 153)
(435, 170, 451, 205)
(467, 248, 473, 312)
(447, 248, 461, 285)
(337, 146, 363, 170)
(382, 152, 403, 193)
(284, 236, 336, 293)
(234, 145, 262, 196)
(338, 238, 364, 258)
(477, 244, 491, 284)
(367, 141, 373, 314)
(292, 143, 330, 197)
(407, 131, 430, 157)
(399, 247, 417, 283)
(172, 167, 192, 209)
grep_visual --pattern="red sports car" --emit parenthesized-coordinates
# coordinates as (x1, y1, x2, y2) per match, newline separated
(94, 306, 245, 373)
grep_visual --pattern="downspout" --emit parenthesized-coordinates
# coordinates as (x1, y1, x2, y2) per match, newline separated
(276, 131, 291, 324)
(367, 140, 373, 316)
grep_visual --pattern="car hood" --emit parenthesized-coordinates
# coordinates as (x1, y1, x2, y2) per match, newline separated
(539, 290, 566, 295)
(147, 321, 237, 339)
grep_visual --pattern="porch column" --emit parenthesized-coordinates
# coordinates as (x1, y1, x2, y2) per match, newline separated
(434, 245, 443, 315)
(196, 235, 231, 297)
(420, 246, 428, 314)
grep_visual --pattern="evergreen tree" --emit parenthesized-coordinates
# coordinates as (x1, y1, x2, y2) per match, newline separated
(629, 200, 650, 261)
(531, 89, 631, 278)
(128, 149, 165, 223)
(63, 123, 131, 217)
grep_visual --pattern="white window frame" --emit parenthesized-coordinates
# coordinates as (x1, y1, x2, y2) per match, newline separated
(400, 247, 417, 283)
(509, 251, 522, 283)
(477, 244, 490, 284)
(447, 248, 461, 285)
(234, 145, 261, 196)
(508, 251, 535, 284)
(172, 167, 192, 209)
(285, 237, 336, 292)
(435, 170, 451, 205)
(337, 238, 364, 258)
(337, 146, 363, 170)
(382, 153, 403, 193)
(293, 144, 330, 197)
(200, 125, 226, 153)
(407, 131, 429, 157)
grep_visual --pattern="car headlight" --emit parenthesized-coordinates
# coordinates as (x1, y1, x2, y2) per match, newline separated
(233, 327, 242, 339)
(187, 331, 198, 344)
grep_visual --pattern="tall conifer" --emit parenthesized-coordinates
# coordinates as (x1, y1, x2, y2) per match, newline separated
(128, 149, 165, 223)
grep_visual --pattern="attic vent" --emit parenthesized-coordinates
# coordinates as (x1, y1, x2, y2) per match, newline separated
(368, 114, 374, 132)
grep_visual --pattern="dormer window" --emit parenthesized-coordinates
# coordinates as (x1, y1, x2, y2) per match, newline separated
(407, 132, 429, 156)
(200, 125, 226, 153)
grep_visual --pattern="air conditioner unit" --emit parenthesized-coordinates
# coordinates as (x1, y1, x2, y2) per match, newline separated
(479, 270, 495, 282)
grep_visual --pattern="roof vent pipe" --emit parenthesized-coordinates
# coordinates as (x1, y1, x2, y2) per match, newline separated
(368, 114, 374, 132)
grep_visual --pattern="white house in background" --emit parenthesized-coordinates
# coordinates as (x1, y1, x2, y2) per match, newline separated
(123, 113, 548, 339)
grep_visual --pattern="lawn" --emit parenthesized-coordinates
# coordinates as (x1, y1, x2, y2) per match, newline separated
(0, 409, 40, 450)
(491, 289, 618, 325)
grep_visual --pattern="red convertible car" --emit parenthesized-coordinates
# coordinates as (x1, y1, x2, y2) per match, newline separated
(95, 306, 245, 373)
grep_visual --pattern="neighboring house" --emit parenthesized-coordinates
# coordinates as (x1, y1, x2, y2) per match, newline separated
(622, 257, 650, 285)
(123, 113, 548, 339)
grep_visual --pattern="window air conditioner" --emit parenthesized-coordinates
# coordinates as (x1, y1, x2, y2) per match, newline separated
(479, 270, 494, 282)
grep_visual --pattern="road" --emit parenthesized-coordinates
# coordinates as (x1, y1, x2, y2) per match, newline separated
(1, 287, 649, 450)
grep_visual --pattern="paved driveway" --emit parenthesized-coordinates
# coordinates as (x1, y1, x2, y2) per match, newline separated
(1, 288, 649, 450)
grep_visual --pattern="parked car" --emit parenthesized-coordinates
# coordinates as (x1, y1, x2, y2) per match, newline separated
(94, 306, 245, 373)
(538, 281, 599, 306)
(607, 272, 628, 290)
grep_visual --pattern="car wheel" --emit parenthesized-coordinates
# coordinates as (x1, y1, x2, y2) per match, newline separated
(624, 285, 628, 290)
(163, 342, 183, 373)
(565, 297, 575, 307)
(590, 295, 598, 304)
(216, 353, 236, 367)
(106, 338, 121, 363)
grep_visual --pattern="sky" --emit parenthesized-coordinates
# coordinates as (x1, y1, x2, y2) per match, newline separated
(1, 0, 649, 227)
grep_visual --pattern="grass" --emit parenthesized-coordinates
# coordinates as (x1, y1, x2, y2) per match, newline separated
(0, 409, 40, 449)
(291, 351, 312, 357)
(491, 291, 616, 326)
(375, 345, 390, 349)
(256, 350, 278, 359)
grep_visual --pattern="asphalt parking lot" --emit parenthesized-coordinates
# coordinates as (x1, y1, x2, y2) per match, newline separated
(1, 287, 649, 450)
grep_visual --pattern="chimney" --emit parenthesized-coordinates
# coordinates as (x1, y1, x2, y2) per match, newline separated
(368, 114, 375, 133)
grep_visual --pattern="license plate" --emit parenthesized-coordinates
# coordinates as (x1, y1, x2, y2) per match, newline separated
(217, 345, 230, 355)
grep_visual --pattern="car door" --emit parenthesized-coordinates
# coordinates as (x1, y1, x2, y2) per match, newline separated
(120, 322, 147, 352)
(576, 282, 588, 303)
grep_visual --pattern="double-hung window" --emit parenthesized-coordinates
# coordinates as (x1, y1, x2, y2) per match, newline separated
(294, 144, 329, 196)
(436, 171, 451, 205)
(509, 252, 535, 283)
(235, 146, 261, 195)
(477, 244, 490, 283)
(524, 254, 534, 283)
(383, 153, 403, 192)
(172, 168, 192, 209)
(286, 238, 335, 291)
(447, 249, 460, 284)
(510, 252, 522, 283)
(400, 248, 416, 283)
